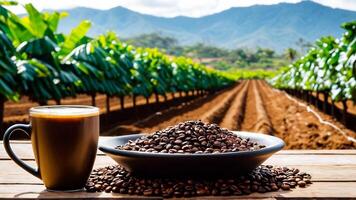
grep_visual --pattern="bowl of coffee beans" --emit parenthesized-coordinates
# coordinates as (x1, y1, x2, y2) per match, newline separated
(99, 120, 284, 177)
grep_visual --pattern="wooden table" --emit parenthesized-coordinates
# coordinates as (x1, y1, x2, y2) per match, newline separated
(1, 140, 356, 199)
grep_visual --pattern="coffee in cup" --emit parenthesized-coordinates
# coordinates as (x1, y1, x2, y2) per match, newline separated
(3, 105, 99, 191)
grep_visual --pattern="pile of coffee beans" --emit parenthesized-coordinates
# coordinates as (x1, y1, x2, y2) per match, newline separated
(85, 165, 312, 197)
(116, 120, 265, 153)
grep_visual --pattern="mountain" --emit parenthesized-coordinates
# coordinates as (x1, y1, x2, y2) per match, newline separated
(57, 1, 356, 52)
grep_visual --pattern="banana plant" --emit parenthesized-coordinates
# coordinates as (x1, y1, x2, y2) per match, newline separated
(97, 32, 133, 109)
(143, 48, 174, 102)
(0, 31, 18, 126)
(172, 57, 196, 95)
(130, 48, 154, 106)
(63, 39, 131, 106)
(0, 31, 17, 100)
(0, 2, 18, 100)
(1, 3, 83, 104)
(0, 3, 19, 125)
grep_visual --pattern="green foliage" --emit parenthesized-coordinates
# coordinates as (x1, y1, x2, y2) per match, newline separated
(224, 48, 285, 70)
(60, 20, 91, 55)
(0, 31, 18, 100)
(271, 21, 356, 102)
(0, 0, 17, 6)
(184, 43, 228, 58)
(125, 33, 178, 53)
(16, 58, 63, 101)
(229, 69, 276, 80)
(124, 33, 290, 71)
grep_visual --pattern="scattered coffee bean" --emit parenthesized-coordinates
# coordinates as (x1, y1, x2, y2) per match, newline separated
(85, 165, 311, 197)
(116, 120, 265, 153)
(298, 181, 306, 187)
(281, 183, 290, 190)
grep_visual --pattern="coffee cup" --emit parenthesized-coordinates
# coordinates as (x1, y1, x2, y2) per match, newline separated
(3, 105, 99, 191)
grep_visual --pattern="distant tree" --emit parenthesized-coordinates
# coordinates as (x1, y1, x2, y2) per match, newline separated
(213, 61, 231, 71)
(256, 48, 275, 58)
(296, 38, 313, 53)
(124, 33, 178, 52)
(226, 49, 247, 63)
(185, 43, 228, 58)
(285, 48, 298, 61)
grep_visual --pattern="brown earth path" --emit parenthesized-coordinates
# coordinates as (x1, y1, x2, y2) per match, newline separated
(219, 80, 249, 130)
(252, 80, 272, 134)
(105, 82, 246, 135)
(256, 80, 356, 149)
(239, 80, 258, 131)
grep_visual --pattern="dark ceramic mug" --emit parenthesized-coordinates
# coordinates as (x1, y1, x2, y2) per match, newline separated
(3, 105, 99, 191)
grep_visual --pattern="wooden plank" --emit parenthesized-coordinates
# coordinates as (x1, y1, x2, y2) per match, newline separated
(0, 158, 116, 184)
(276, 150, 356, 155)
(0, 185, 153, 199)
(265, 154, 356, 165)
(1, 141, 355, 160)
(0, 182, 355, 199)
(1, 142, 356, 160)
(1, 157, 356, 184)
(2, 147, 356, 166)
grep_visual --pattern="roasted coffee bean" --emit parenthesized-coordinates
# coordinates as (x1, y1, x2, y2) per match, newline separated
(251, 184, 259, 191)
(258, 186, 267, 193)
(86, 165, 311, 198)
(304, 179, 312, 184)
(183, 191, 191, 197)
(196, 188, 208, 196)
(116, 120, 265, 153)
(174, 191, 183, 197)
(211, 189, 219, 195)
(104, 186, 112, 193)
(298, 181, 306, 187)
(281, 183, 291, 190)
(271, 184, 279, 191)
(143, 189, 153, 196)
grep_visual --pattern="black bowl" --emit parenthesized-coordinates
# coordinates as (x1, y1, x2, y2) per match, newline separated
(99, 132, 284, 177)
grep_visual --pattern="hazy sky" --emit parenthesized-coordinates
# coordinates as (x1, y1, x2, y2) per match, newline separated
(7, 0, 356, 17)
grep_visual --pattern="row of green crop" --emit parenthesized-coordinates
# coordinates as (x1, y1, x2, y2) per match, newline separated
(270, 21, 356, 103)
(0, 2, 235, 123)
(270, 21, 355, 123)
(228, 69, 276, 80)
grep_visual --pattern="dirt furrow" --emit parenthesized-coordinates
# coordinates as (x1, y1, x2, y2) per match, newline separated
(219, 81, 249, 130)
(239, 81, 257, 132)
(106, 83, 242, 135)
(137, 83, 243, 133)
(253, 80, 272, 134)
(200, 82, 246, 124)
(257, 80, 356, 149)
(103, 96, 206, 135)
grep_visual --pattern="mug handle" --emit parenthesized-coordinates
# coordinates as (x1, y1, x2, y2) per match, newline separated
(3, 124, 41, 178)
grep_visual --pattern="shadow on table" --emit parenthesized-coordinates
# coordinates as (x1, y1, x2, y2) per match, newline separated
(13, 187, 305, 199)
(14, 190, 102, 199)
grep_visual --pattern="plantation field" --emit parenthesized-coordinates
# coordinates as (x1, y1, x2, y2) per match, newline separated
(3, 80, 355, 149)
(0, 3, 355, 152)
(102, 80, 356, 149)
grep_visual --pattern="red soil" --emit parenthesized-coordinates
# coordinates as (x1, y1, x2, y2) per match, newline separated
(3, 80, 356, 149)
